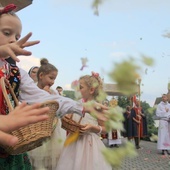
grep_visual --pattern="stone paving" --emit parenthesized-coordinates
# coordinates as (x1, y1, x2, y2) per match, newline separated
(113, 140, 170, 170)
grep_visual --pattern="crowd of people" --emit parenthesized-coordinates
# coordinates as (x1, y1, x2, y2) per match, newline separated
(100, 98, 148, 150)
(0, 4, 108, 169)
(0, 3, 170, 170)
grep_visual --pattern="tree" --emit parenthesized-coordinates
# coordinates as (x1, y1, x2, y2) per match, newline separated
(63, 90, 76, 100)
(140, 101, 158, 141)
(117, 96, 131, 109)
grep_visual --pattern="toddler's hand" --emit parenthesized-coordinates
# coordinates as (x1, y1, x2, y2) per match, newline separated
(0, 102, 49, 133)
(80, 124, 91, 134)
(43, 85, 52, 94)
(0, 102, 49, 146)
(0, 32, 39, 62)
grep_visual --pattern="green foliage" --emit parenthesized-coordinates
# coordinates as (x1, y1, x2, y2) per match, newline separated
(109, 59, 141, 95)
(117, 96, 131, 109)
(140, 101, 158, 141)
(63, 90, 76, 100)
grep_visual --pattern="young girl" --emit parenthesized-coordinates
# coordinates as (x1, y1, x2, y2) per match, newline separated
(0, 4, 42, 169)
(56, 72, 112, 170)
(28, 58, 66, 170)
(0, 4, 108, 169)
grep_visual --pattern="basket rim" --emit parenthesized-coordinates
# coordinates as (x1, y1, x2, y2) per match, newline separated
(40, 100, 59, 107)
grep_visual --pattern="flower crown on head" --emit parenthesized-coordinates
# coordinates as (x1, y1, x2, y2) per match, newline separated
(91, 71, 99, 78)
(0, 4, 16, 15)
(91, 71, 103, 85)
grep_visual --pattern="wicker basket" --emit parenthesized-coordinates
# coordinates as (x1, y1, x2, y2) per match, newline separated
(61, 114, 84, 134)
(0, 77, 59, 155)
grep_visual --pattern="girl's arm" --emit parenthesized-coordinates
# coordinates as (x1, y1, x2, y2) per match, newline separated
(19, 68, 108, 119)
(80, 119, 106, 134)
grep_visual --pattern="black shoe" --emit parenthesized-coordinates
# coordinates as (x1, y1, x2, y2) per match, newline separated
(162, 150, 165, 155)
(165, 150, 170, 155)
(136, 146, 141, 149)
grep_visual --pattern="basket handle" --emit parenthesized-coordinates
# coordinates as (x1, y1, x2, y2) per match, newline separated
(78, 117, 83, 124)
(69, 114, 83, 124)
(69, 113, 83, 124)
(0, 77, 19, 112)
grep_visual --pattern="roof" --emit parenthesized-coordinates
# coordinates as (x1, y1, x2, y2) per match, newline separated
(103, 83, 138, 96)
(154, 94, 170, 105)
(0, 0, 32, 12)
(154, 97, 162, 105)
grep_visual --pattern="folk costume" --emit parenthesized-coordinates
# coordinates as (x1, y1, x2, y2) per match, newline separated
(156, 101, 170, 151)
(122, 108, 133, 139)
(131, 105, 148, 149)
(0, 61, 32, 170)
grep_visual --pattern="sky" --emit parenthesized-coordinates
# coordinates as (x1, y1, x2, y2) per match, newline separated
(15, 0, 170, 106)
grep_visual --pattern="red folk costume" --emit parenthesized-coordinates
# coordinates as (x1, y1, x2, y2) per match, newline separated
(134, 106, 144, 138)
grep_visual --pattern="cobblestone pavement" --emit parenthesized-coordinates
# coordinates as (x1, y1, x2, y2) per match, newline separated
(113, 140, 170, 170)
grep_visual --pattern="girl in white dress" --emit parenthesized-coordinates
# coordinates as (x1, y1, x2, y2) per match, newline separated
(28, 58, 66, 170)
(56, 72, 112, 170)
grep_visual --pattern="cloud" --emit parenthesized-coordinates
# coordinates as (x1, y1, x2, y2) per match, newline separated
(16, 55, 40, 72)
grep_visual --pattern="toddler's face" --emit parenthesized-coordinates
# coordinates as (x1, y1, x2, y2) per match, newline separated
(40, 71, 58, 89)
(0, 14, 22, 46)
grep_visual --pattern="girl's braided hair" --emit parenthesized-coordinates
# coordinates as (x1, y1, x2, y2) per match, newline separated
(79, 71, 103, 100)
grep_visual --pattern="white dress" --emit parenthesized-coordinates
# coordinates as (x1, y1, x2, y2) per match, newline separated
(156, 101, 170, 150)
(56, 113, 112, 170)
(28, 119, 66, 170)
(28, 89, 67, 170)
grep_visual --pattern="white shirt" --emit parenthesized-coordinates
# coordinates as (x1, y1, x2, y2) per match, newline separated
(156, 101, 170, 120)
(0, 59, 83, 117)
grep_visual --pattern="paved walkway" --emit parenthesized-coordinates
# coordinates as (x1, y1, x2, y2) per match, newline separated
(113, 140, 170, 170)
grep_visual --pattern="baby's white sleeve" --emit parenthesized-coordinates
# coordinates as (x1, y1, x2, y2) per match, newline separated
(18, 68, 83, 117)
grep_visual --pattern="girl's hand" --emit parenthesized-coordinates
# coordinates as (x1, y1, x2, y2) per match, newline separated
(0, 102, 49, 146)
(0, 102, 49, 133)
(83, 102, 108, 121)
(0, 32, 40, 62)
(80, 124, 92, 134)
(43, 85, 52, 94)
(0, 130, 19, 147)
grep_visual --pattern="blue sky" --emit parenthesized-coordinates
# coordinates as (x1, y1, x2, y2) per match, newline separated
(16, 0, 170, 106)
